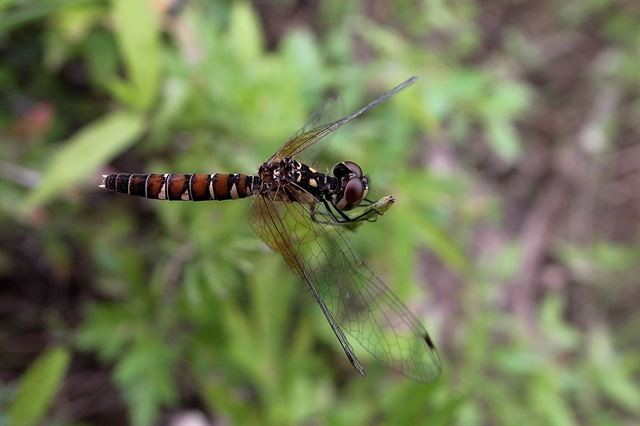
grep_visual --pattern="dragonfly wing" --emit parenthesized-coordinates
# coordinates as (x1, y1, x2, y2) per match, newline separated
(269, 76, 418, 162)
(291, 95, 344, 142)
(249, 189, 442, 381)
(250, 195, 366, 376)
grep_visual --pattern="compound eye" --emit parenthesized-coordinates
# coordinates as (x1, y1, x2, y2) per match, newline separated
(333, 161, 363, 179)
(343, 161, 363, 177)
(343, 177, 365, 209)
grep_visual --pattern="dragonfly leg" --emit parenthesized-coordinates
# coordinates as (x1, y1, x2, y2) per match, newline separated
(344, 208, 382, 223)
(311, 197, 394, 227)
(358, 197, 377, 207)
(310, 200, 352, 225)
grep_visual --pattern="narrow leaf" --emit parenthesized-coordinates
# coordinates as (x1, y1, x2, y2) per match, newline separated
(110, 0, 160, 109)
(26, 110, 145, 210)
(9, 347, 71, 426)
(227, 2, 262, 62)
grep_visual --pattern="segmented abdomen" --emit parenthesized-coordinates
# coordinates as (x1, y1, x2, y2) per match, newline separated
(101, 173, 259, 201)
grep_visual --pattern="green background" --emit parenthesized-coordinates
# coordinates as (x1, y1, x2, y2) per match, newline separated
(1, 1, 639, 425)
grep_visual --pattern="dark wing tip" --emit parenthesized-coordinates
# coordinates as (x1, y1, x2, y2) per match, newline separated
(423, 332, 437, 350)
(422, 332, 444, 380)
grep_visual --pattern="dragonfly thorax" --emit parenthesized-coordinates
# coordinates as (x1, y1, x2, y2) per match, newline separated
(257, 157, 368, 211)
(257, 157, 332, 203)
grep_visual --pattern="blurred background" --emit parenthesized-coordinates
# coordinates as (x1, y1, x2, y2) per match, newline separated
(1, 0, 639, 425)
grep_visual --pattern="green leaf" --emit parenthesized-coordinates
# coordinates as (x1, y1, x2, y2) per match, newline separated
(76, 303, 132, 361)
(83, 30, 120, 90)
(599, 363, 640, 414)
(530, 373, 576, 426)
(0, 1, 69, 35)
(590, 329, 640, 414)
(114, 336, 178, 426)
(9, 347, 71, 426)
(409, 207, 469, 274)
(109, 0, 160, 109)
(25, 110, 145, 210)
(281, 30, 323, 89)
(540, 296, 580, 350)
(485, 119, 521, 162)
(43, 3, 105, 70)
(357, 17, 408, 58)
(227, 2, 263, 62)
(149, 77, 190, 144)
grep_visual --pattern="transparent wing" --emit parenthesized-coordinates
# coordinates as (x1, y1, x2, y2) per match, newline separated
(250, 194, 366, 376)
(275, 95, 345, 165)
(249, 189, 442, 381)
(269, 76, 418, 162)
(296, 95, 344, 139)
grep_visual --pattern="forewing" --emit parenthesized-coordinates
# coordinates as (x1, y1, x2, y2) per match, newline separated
(295, 95, 344, 140)
(249, 190, 442, 381)
(269, 76, 418, 162)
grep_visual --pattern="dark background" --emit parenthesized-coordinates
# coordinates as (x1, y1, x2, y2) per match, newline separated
(1, 1, 639, 425)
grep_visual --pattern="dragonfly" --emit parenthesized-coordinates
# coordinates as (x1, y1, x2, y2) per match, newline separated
(100, 76, 442, 381)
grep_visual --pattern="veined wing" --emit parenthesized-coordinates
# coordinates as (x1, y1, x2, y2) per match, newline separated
(249, 190, 442, 381)
(269, 76, 418, 162)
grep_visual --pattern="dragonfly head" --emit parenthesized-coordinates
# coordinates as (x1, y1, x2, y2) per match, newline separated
(332, 161, 369, 211)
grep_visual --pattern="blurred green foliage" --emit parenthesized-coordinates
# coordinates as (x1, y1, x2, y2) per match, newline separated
(7, 347, 70, 426)
(1, 1, 639, 425)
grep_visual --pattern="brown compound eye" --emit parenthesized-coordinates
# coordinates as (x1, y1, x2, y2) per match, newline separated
(336, 177, 365, 211)
(343, 161, 362, 177)
(333, 161, 363, 179)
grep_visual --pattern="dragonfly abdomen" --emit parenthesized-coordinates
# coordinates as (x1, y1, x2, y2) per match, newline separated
(101, 173, 259, 201)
